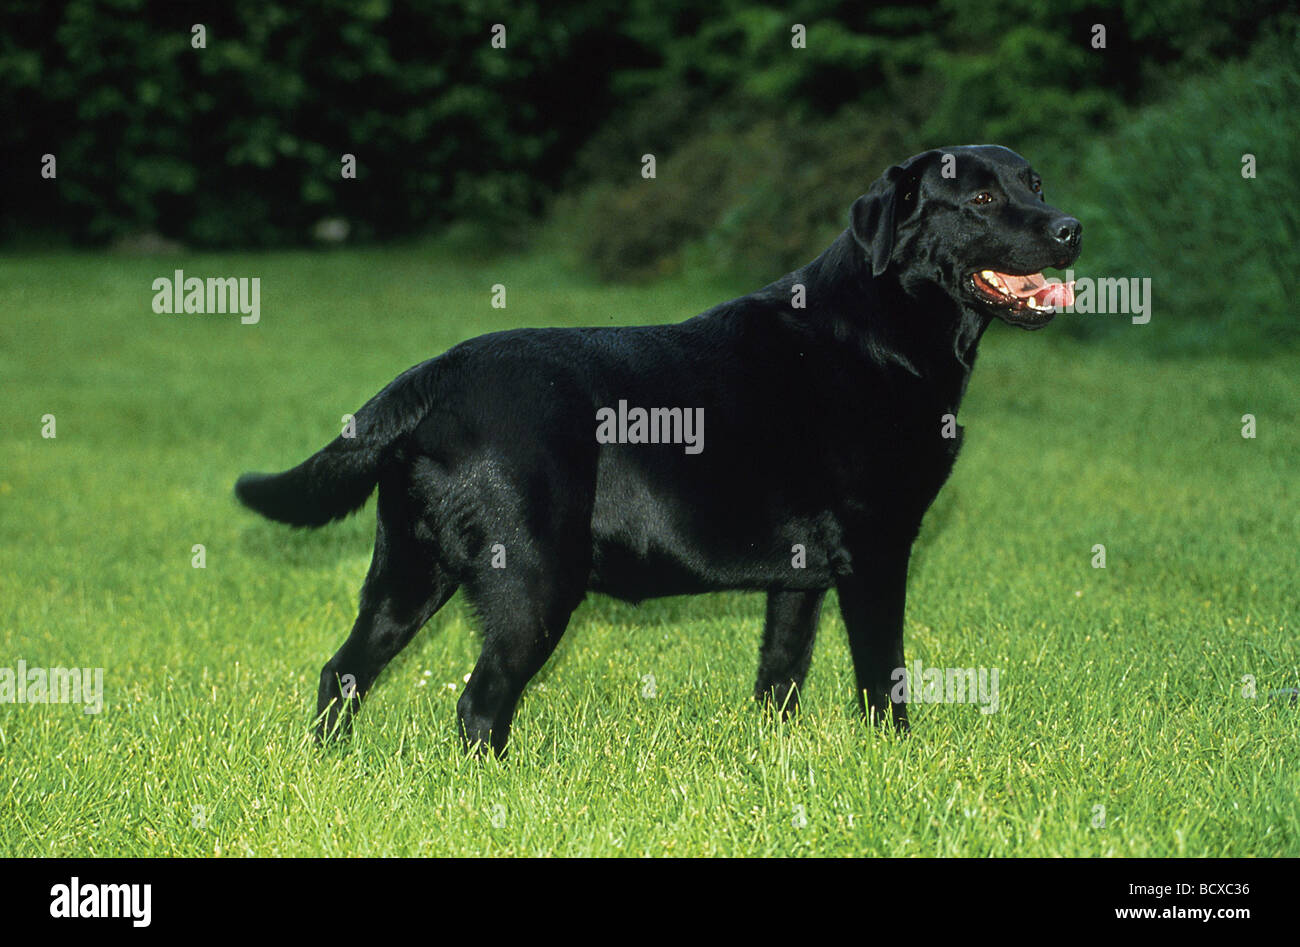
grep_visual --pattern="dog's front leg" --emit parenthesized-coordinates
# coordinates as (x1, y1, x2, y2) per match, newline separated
(836, 544, 911, 733)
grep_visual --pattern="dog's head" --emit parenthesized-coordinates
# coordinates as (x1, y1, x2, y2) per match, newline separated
(851, 145, 1081, 328)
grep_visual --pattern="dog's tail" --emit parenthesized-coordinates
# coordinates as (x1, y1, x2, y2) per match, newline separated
(234, 359, 436, 527)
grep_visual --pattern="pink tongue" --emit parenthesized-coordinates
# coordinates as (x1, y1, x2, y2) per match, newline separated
(994, 270, 1075, 307)
(1037, 281, 1075, 307)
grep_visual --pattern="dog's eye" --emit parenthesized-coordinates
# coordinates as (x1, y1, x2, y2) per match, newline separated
(969, 191, 994, 205)
(1030, 179, 1042, 194)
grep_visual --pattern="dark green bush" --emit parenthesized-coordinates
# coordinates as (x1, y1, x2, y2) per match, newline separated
(555, 0, 1292, 285)
(0, 0, 633, 246)
(1056, 21, 1299, 354)
(0, 0, 1293, 277)
(554, 6, 1297, 357)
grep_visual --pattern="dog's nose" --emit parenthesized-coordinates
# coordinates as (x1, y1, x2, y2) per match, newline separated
(1050, 216, 1081, 252)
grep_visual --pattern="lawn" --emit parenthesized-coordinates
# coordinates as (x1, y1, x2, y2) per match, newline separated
(0, 243, 1296, 856)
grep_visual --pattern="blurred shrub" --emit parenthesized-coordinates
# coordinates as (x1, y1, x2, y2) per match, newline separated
(693, 107, 933, 283)
(0, 0, 1293, 266)
(0, 0, 636, 246)
(1059, 21, 1299, 354)
(557, 1, 1292, 286)
(555, 104, 936, 283)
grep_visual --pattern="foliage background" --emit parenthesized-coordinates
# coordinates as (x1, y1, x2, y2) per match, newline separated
(3, 0, 1297, 355)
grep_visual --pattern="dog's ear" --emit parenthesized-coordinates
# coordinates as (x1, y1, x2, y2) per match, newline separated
(851, 150, 938, 275)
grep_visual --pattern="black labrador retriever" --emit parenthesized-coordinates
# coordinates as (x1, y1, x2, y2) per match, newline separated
(236, 144, 1080, 754)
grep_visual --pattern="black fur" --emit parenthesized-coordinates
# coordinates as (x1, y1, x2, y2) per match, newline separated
(236, 145, 1081, 755)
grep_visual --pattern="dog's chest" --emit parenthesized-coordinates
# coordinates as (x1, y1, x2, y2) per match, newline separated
(844, 399, 966, 529)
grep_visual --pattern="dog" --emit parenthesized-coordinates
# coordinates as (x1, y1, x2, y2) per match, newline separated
(236, 145, 1081, 755)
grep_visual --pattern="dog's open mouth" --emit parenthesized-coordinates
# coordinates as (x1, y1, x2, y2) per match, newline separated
(969, 269, 1074, 316)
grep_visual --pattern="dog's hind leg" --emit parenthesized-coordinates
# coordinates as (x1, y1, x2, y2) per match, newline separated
(315, 481, 457, 742)
(454, 482, 593, 757)
(455, 555, 587, 758)
(754, 589, 825, 719)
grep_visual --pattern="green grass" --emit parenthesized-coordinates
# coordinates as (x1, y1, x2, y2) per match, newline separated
(0, 244, 1296, 857)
